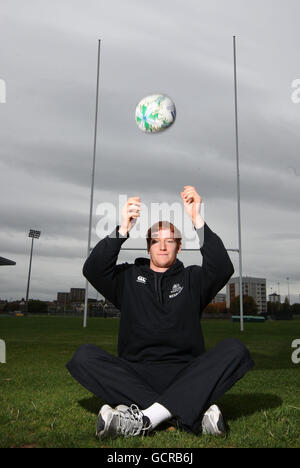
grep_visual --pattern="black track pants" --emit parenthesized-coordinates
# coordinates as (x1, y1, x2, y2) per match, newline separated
(66, 338, 254, 434)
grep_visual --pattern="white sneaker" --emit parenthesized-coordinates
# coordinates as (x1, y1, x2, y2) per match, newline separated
(96, 403, 152, 439)
(201, 404, 225, 435)
(115, 404, 130, 412)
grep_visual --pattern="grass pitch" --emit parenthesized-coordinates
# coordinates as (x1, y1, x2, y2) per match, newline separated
(0, 316, 299, 448)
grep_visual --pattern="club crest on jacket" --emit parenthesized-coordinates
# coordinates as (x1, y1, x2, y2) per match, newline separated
(169, 283, 183, 298)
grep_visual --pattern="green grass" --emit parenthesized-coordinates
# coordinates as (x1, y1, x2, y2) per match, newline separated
(0, 316, 299, 448)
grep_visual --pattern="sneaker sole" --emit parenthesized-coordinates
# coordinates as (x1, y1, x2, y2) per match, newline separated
(202, 406, 225, 435)
(96, 407, 118, 439)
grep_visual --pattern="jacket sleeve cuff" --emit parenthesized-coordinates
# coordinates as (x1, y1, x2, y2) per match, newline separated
(108, 225, 130, 240)
(194, 222, 215, 248)
(194, 223, 204, 248)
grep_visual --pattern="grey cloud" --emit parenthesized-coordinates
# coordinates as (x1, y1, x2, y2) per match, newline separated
(1, 0, 300, 302)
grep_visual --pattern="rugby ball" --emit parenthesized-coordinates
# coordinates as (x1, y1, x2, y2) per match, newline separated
(135, 94, 176, 133)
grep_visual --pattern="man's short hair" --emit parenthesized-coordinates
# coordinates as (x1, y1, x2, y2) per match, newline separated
(146, 221, 182, 252)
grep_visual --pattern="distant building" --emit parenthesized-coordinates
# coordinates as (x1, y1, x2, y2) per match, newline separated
(268, 293, 281, 303)
(211, 293, 226, 304)
(226, 276, 267, 315)
(57, 292, 70, 304)
(69, 288, 85, 302)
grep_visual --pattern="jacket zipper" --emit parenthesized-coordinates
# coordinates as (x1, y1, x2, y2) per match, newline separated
(154, 273, 163, 304)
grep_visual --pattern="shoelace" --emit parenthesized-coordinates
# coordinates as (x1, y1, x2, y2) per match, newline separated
(117, 404, 152, 437)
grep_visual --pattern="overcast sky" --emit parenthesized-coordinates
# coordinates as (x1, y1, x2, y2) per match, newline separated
(0, 0, 299, 304)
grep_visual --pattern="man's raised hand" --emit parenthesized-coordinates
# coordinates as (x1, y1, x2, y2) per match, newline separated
(119, 197, 141, 236)
(180, 186, 204, 229)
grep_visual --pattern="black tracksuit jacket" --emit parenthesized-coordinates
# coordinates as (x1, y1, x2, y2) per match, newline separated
(83, 223, 234, 364)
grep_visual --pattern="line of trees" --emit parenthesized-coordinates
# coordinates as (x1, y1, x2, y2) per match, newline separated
(205, 295, 300, 319)
(2, 299, 48, 314)
(0, 298, 119, 317)
(2, 295, 300, 319)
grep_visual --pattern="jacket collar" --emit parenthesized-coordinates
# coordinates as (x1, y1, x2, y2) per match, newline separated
(134, 257, 184, 277)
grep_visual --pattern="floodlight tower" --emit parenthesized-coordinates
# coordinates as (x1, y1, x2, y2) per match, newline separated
(286, 277, 291, 305)
(25, 229, 41, 313)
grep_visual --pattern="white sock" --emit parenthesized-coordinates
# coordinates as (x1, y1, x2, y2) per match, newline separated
(142, 402, 172, 429)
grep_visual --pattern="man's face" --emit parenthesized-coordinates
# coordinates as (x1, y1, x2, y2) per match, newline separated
(148, 228, 181, 271)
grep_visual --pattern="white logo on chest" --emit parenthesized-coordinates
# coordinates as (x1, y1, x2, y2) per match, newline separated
(169, 283, 183, 298)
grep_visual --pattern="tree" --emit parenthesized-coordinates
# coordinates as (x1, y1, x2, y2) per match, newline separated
(291, 303, 300, 316)
(267, 300, 281, 317)
(3, 301, 20, 313)
(282, 296, 290, 309)
(279, 296, 291, 317)
(229, 295, 258, 315)
(27, 300, 48, 314)
(269, 296, 293, 320)
(207, 302, 227, 314)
